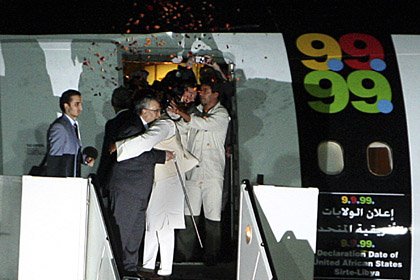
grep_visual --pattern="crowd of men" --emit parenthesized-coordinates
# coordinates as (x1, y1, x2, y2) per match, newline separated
(45, 56, 231, 280)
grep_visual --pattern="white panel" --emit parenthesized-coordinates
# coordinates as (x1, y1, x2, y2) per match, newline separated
(37, 41, 83, 96)
(212, 33, 292, 82)
(0, 42, 4, 76)
(255, 251, 272, 279)
(237, 184, 272, 280)
(85, 181, 119, 280)
(253, 185, 319, 251)
(392, 34, 420, 280)
(19, 176, 88, 280)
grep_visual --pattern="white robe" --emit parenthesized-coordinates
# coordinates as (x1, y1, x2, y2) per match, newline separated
(116, 118, 198, 230)
(116, 118, 199, 275)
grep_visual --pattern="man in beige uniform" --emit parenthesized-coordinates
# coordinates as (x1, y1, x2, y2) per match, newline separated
(169, 81, 230, 265)
(116, 116, 198, 278)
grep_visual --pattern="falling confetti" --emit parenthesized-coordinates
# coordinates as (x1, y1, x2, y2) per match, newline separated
(120, 0, 239, 34)
(144, 38, 152, 46)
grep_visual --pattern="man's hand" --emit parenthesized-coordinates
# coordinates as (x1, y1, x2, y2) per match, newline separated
(203, 55, 227, 81)
(168, 100, 181, 115)
(109, 143, 117, 154)
(165, 151, 175, 161)
(86, 157, 95, 167)
(168, 100, 191, 122)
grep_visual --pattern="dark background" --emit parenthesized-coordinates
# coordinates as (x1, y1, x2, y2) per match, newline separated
(1, 0, 418, 35)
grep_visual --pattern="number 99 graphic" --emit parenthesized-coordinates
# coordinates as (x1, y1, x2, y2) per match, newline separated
(297, 33, 393, 114)
(296, 33, 342, 71)
(304, 70, 392, 113)
(297, 33, 385, 71)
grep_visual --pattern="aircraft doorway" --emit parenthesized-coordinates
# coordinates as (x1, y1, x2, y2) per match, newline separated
(121, 54, 239, 278)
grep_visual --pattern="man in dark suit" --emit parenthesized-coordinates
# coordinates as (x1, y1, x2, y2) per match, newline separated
(93, 86, 134, 268)
(46, 89, 95, 177)
(96, 86, 133, 197)
(108, 94, 173, 277)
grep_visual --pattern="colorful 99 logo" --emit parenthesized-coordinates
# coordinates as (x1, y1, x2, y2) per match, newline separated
(296, 33, 393, 114)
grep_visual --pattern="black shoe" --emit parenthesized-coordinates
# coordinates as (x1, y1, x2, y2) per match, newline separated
(122, 270, 141, 279)
(138, 268, 160, 280)
(173, 251, 186, 263)
(204, 254, 217, 266)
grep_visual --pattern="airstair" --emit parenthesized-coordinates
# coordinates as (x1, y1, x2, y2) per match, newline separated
(0, 175, 119, 280)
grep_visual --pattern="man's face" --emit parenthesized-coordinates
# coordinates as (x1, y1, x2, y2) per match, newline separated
(199, 84, 218, 107)
(141, 99, 161, 123)
(181, 86, 197, 104)
(64, 95, 83, 120)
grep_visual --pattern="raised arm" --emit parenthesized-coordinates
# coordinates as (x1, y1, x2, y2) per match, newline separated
(184, 106, 230, 131)
(116, 119, 175, 162)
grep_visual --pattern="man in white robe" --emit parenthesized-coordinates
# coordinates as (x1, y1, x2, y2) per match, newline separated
(168, 81, 230, 264)
(116, 117, 198, 278)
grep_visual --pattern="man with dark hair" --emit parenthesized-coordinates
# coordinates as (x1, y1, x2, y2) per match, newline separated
(128, 69, 150, 92)
(169, 80, 230, 265)
(108, 94, 173, 277)
(46, 89, 95, 177)
(96, 86, 133, 197)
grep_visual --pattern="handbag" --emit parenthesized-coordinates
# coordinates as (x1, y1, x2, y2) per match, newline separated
(28, 153, 48, 176)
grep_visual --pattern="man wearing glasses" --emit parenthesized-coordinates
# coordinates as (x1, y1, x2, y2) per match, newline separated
(108, 93, 173, 278)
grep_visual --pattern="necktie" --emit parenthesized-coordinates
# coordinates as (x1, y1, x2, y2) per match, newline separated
(74, 123, 79, 139)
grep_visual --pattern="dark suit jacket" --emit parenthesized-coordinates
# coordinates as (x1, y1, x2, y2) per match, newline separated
(108, 112, 166, 197)
(46, 115, 82, 177)
(96, 109, 133, 191)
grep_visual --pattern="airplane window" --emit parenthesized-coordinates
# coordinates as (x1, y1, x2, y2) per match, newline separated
(367, 142, 393, 176)
(317, 141, 344, 175)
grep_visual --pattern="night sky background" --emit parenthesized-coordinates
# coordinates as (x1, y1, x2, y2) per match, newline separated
(1, 0, 418, 35)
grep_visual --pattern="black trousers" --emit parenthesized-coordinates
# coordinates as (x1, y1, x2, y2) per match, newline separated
(176, 215, 221, 261)
(110, 190, 148, 273)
